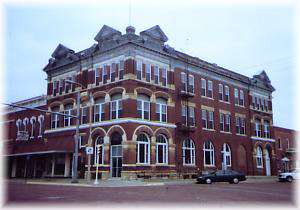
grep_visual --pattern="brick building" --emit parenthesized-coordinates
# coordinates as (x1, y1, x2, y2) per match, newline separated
(274, 126, 297, 173)
(4, 25, 280, 179)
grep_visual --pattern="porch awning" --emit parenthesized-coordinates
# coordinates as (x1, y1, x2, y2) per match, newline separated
(5, 150, 72, 157)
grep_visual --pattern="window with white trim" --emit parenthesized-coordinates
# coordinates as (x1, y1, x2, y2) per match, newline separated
(136, 133, 150, 164)
(95, 67, 100, 85)
(255, 119, 262, 137)
(261, 98, 264, 111)
(23, 118, 29, 131)
(239, 90, 244, 106)
(188, 75, 194, 93)
(256, 146, 263, 168)
(59, 79, 64, 94)
(204, 141, 215, 166)
(53, 80, 59, 96)
(156, 97, 167, 122)
(137, 94, 150, 120)
(201, 78, 206, 96)
(154, 66, 159, 84)
(225, 85, 230, 102)
(208, 111, 214, 129)
(136, 60, 142, 80)
(110, 94, 122, 119)
(111, 63, 117, 82)
(81, 104, 88, 124)
(94, 98, 105, 122)
(38, 115, 44, 138)
(64, 104, 73, 127)
(16, 119, 22, 133)
(219, 84, 224, 101)
(30, 118, 36, 139)
(207, 80, 213, 98)
(182, 105, 194, 126)
(264, 120, 270, 138)
(181, 72, 187, 92)
(202, 109, 208, 129)
(225, 114, 231, 132)
(51, 106, 60, 129)
(221, 143, 231, 167)
(65, 76, 72, 93)
(234, 88, 239, 105)
(161, 68, 167, 86)
(119, 60, 124, 80)
(182, 139, 195, 165)
(265, 99, 269, 112)
(156, 135, 168, 164)
(103, 65, 108, 84)
(145, 63, 151, 82)
(220, 113, 225, 131)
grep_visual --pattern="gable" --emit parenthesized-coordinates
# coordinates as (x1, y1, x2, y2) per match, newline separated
(94, 25, 122, 42)
(140, 25, 168, 42)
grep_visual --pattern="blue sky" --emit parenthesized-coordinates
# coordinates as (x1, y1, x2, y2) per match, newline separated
(3, 1, 296, 129)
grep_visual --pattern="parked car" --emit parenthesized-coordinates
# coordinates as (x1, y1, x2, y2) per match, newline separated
(278, 169, 300, 182)
(196, 170, 246, 184)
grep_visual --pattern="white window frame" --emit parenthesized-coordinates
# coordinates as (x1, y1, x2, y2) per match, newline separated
(220, 113, 225, 131)
(264, 121, 270, 138)
(94, 102, 105, 122)
(156, 135, 168, 164)
(239, 90, 244, 106)
(145, 63, 151, 82)
(64, 105, 73, 127)
(234, 88, 239, 105)
(119, 60, 125, 80)
(221, 143, 231, 167)
(136, 60, 142, 80)
(30, 117, 36, 139)
(182, 139, 195, 165)
(137, 99, 150, 120)
(219, 84, 224, 101)
(201, 78, 206, 96)
(203, 141, 215, 166)
(136, 133, 150, 164)
(154, 66, 159, 84)
(202, 109, 208, 129)
(161, 68, 167, 87)
(207, 80, 213, 98)
(37, 115, 44, 138)
(208, 111, 214, 129)
(51, 109, 59, 129)
(110, 99, 122, 119)
(255, 120, 261, 137)
(256, 146, 263, 168)
(156, 103, 167, 123)
(225, 114, 231, 132)
(225, 85, 230, 102)
(188, 75, 194, 93)
(94, 136, 104, 165)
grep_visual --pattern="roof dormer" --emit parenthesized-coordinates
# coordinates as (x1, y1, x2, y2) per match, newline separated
(94, 25, 122, 43)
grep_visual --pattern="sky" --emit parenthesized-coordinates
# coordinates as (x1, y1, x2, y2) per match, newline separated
(2, 0, 297, 130)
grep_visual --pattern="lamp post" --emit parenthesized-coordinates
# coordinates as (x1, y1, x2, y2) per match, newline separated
(65, 80, 85, 183)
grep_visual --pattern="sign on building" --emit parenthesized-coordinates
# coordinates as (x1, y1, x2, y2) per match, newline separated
(85, 147, 94, 155)
(16, 131, 29, 141)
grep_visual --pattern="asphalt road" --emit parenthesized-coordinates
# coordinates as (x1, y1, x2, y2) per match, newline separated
(4, 180, 296, 207)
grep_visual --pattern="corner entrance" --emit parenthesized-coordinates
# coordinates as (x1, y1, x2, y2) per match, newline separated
(110, 132, 123, 178)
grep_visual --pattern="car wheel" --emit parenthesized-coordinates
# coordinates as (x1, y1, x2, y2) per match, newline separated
(206, 178, 212, 184)
(287, 176, 293, 182)
(233, 178, 239, 184)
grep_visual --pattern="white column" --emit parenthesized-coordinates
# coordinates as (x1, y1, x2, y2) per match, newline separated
(11, 158, 17, 178)
(64, 154, 71, 177)
(51, 155, 55, 177)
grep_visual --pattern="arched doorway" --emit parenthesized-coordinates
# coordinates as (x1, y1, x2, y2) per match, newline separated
(237, 145, 247, 174)
(265, 146, 271, 176)
(110, 132, 123, 178)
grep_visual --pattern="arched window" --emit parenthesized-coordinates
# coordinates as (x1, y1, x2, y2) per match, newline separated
(94, 97, 105, 122)
(64, 103, 73, 127)
(51, 106, 60, 129)
(156, 135, 168, 164)
(256, 146, 263, 168)
(94, 136, 104, 165)
(16, 119, 22, 133)
(23, 118, 29, 132)
(30, 117, 36, 139)
(111, 93, 122, 119)
(182, 139, 195, 165)
(137, 94, 150, 120)
(156, 97, 167, 122)
(203, 141, 215, 166)
(221, 143, 231, 168)
(136, 133, 150, 164)
(38, 115, 44, 138)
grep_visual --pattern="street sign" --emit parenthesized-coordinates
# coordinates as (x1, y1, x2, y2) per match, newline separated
(85, 147, 94, 155)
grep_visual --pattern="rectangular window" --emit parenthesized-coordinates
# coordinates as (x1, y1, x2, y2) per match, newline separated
(95, 68, 100, 85)
(219, 84, 223, 101)
(219, 113, 224, 131)
(94, 103, 105, 122)
(234, 88, 239, 105)
(53, 80, 59, 96)
(207, 80, 213, 98)
(145, 64, 151, 82)
(137, 100, 150, 120)
(64, 109, 72, 127)
(278, 138, 281, 149)
(154, 66, 159, 84)
(264, 122, 270, 138)
(201, 78, 206, 97)
(189, 107, 195, 126)
(157, 104, 167, 123)
(225, 86, 230, 102)
(81, 106, 88, 124)
(65, 76, 72, 93)
(161, 68, 167, 86)
(202, 109, 207, 129)
(235, 117, 240, 134)
(51, 113, 59, 129)
(208, 111, 214, 129)
(225, 114, 230, 132)
(257, 98, 260, 110)
(255, 121, 261, 137)
(136, 60, 142, 80)
(241, 118, 245, 134)
(103, 65, 108, 84)
(239, 90, 244, 106)
(265, 99, 269, 112)
(188, 75, 194, 93)
(119, 60, 124, 80)
(111, 100, 122, 119)
(59, 79, 64, 94)
(252, 96, 256, 109)
(261, 98, 265, 111)
(182, 106, 187, 125)
(111, 63, 116, 82)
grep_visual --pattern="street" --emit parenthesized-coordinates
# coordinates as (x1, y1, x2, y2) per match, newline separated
(4, 179, 296, 207)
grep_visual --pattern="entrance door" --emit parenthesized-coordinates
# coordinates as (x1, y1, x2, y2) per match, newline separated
(265, 150, 271, 176)
(111, 145, 122, 177)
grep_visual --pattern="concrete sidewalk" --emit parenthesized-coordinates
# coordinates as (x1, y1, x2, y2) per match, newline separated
(8, 176, 278, 187)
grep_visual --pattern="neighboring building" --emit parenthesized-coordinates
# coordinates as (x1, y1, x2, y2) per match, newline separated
(4, 25, 279, 179)
(274, 126, 297, 173)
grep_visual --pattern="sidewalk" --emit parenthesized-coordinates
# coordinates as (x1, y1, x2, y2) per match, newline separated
(8, 176, 277, 187)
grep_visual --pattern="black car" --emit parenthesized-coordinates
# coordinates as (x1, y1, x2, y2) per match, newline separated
(196, 170, 246, 184)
